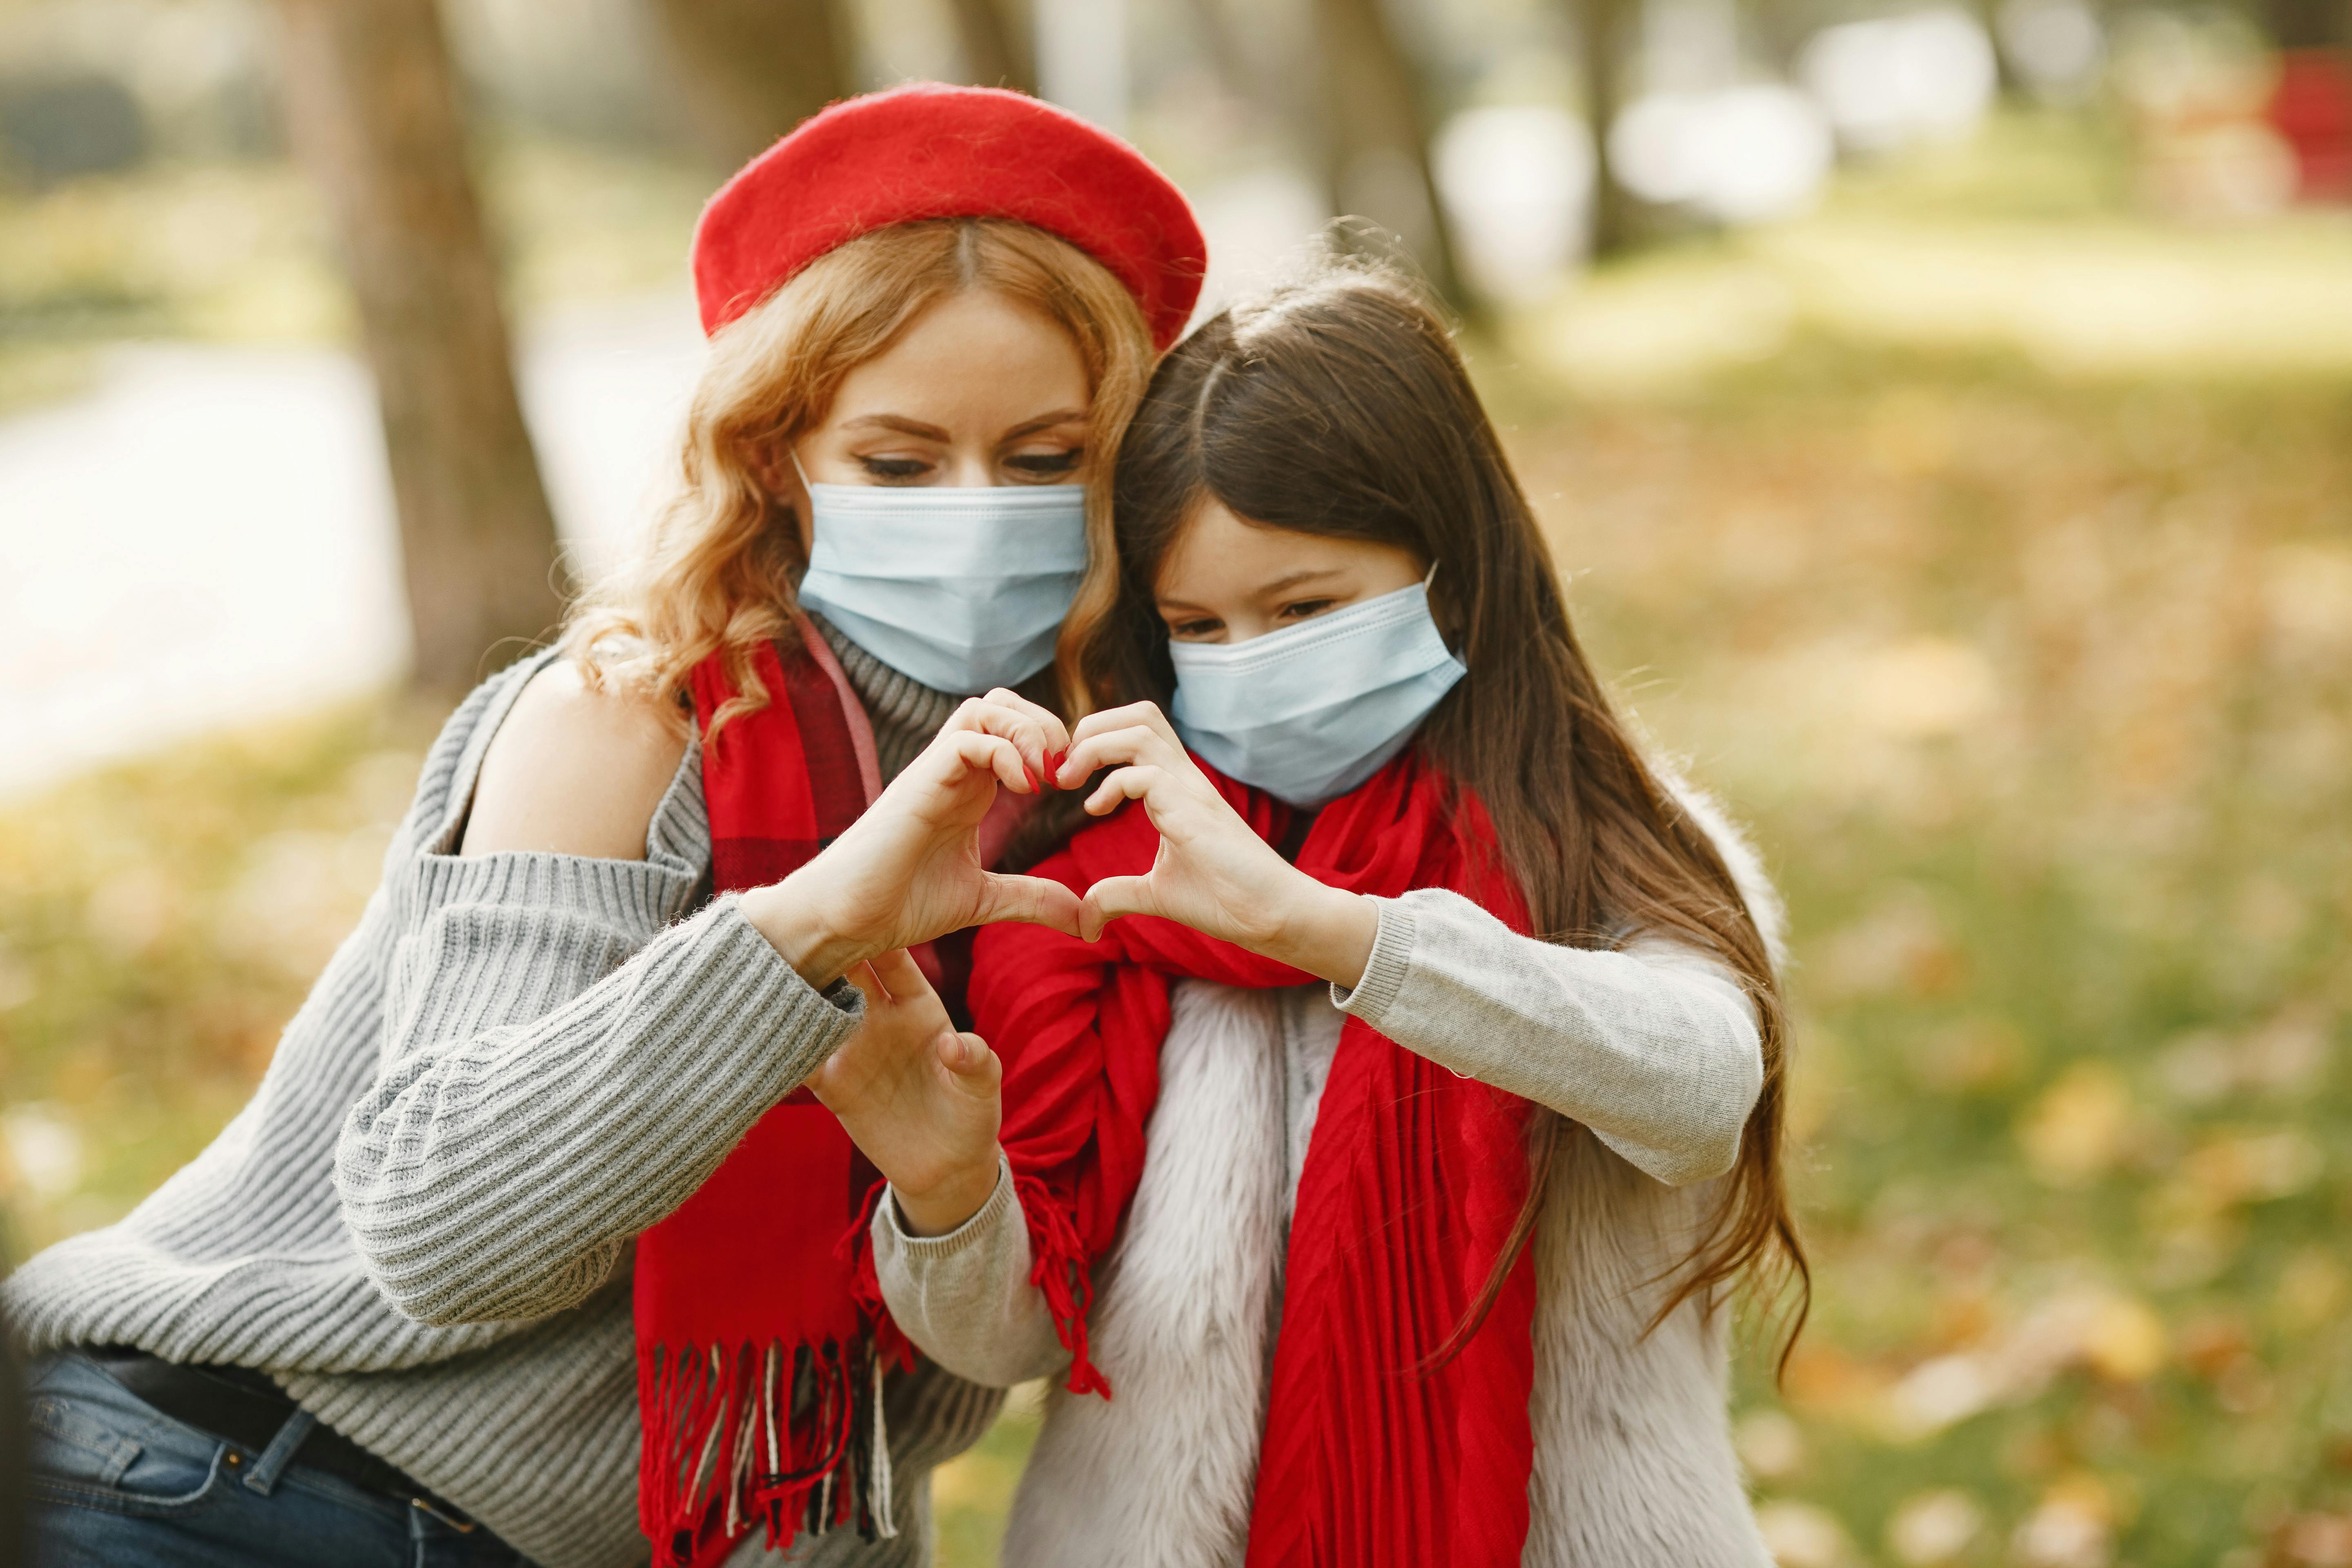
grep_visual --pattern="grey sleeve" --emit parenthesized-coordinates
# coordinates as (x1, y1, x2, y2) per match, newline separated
(336, 887, 862, 1327)
(870, 1154, 1069, 1389)
(1335, 888, 1764, 1187)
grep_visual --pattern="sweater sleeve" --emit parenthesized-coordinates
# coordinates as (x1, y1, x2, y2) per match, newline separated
(1334, 888, 1764, 1187)
(337, 875, 862, 1328)
(870, 1155, 1069, 1389)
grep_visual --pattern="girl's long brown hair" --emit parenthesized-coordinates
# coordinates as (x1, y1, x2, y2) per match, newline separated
(1069, 262, 1809, 1366)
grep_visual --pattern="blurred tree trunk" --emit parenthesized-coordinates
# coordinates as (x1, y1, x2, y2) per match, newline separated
(277, 0, 565, 694)
(1310, 0, 1474, 311)
(1570, 0, 1640, 259)
(950, 0, 1035, 93)
(650, 0, 853, 168)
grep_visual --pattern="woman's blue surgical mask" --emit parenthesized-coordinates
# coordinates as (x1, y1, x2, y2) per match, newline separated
(1169, 577, 1466, 808)
(794, 473, 1089, 695)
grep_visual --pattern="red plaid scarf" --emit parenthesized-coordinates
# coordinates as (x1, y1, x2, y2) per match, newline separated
(633, 623, 908, 1568)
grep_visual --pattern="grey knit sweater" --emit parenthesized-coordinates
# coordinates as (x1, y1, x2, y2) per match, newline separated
(3, 631, 991, 1568)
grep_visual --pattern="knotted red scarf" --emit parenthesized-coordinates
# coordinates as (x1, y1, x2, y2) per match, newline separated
(972, 749, 1541, 1568)
(633, 625, 910, 1568)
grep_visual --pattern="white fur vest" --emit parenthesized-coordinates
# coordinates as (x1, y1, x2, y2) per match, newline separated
(1001, 977, 1776, 1568)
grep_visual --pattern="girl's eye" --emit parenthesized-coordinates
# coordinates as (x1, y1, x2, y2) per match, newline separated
(1005, 449, 1083, 479)
(1165, 617, 1222, 641)
(1277, 599, 1338, 622)
(857, 456, 931, 482)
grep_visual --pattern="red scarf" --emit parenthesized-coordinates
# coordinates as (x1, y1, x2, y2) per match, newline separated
(971, 750, 1541, 1568)
(633, 626, 910, 1568)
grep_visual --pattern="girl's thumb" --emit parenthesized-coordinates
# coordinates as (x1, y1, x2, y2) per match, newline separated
(1077, 875, 1154, 941)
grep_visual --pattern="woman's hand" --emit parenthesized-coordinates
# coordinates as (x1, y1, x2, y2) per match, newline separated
(1055, 702, 1380, 988)
(807, 949, 1004, 1238)
(741, 688, 1080, 987)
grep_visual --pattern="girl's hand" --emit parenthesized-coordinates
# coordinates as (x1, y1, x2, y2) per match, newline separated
(808, 948, 1004, 1237)
(1055, 702, 1379, 988)
(742, 688, 1080, 987)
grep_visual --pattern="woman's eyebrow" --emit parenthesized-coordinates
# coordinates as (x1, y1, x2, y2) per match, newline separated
(839, 414, 953, 440)
(1001, 408, 1089, 439)
(1258, 567, 1346, 595)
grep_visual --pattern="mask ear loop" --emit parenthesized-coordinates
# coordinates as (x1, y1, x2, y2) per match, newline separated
(1422, 559, 1464, 664)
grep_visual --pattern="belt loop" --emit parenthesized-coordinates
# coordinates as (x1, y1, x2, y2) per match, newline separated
(243, 1408, 316, 1497)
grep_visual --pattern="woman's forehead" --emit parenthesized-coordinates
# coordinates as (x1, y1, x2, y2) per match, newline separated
(823, 290, 1091, 434)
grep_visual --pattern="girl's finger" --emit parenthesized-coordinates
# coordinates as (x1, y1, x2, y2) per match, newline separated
(1083, 763, 1168, 818)
(1067, 701, 1168, 748)
(1076, 875, 1158, 941)
(1060, 726, 1175, 790)
(1127, 702, 1183, 752)
(971, 870, 1083, 935)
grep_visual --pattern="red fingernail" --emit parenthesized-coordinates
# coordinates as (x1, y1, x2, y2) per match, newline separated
(1023, 764, 1039, 793)
(1046, 749, 1065, 786)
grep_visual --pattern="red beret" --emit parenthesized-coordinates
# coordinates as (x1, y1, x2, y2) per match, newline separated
(691, 83, 1207, 351)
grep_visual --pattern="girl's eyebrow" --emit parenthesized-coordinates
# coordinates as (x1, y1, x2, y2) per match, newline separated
(1258, 566, 1346, 595)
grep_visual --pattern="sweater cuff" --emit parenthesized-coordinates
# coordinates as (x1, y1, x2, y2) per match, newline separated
(1332, 896, 1414, 1025)
(878, 1153, 1015, 1260)
(694, 895, 865, 1082)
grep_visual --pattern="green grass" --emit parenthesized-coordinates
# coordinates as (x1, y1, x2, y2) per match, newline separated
(0, 697, 442, 1256)
(1506, 337, 2352, 1567)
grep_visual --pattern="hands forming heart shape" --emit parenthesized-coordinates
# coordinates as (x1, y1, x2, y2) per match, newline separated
(771, 688, 1379, 1236)
(739, 689, 1377, 994)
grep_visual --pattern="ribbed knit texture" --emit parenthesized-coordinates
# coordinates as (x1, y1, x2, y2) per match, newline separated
(2, 644, 1001, 1568)
(809, 614, 963, 784)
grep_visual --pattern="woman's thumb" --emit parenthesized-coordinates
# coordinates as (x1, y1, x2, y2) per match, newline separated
(938, 1031, 1001, 1094)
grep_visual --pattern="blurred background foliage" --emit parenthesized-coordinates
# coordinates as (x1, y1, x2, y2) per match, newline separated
(2, 0, 2349, 1564)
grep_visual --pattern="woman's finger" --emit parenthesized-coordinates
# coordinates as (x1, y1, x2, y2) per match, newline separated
(1083, 763, 1168, 818)
(977, 687, 1072, 757)
(1076, 874, 1158, 941)
(1060, 728, 1176, 793)
(841, 959, 889, 1011)
(943, 730, 1031, 795)
(945, 692, 1069, 782)
(862, 947, 929, 1005)
(936, 1031, 1001, 1094)
(971, 870, 1083, 935)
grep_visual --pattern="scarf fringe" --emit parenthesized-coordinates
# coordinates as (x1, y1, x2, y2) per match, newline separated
(637, 1335, 896, 1568)
(1016, 1172, 1113, 1398)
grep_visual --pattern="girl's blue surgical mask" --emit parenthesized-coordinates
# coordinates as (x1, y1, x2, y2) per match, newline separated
(795, 471, 1089, 695)
(1169, 576, 1466, 808)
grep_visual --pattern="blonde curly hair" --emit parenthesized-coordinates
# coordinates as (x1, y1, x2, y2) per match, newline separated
(565, 218, 1157, 737)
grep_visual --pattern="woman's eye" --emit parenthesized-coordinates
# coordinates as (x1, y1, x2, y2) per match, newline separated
(1165, 618, 1222, 641)
(857, 456, 931, 482)
(1277, 599, 1338, 622)
(1005, 449, 1083, 479)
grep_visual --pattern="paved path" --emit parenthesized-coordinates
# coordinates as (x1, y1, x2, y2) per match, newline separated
(0, 294, 707, 798)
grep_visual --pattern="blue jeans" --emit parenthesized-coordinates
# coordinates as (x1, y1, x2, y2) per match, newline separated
(26, 1352, 529, 1568)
